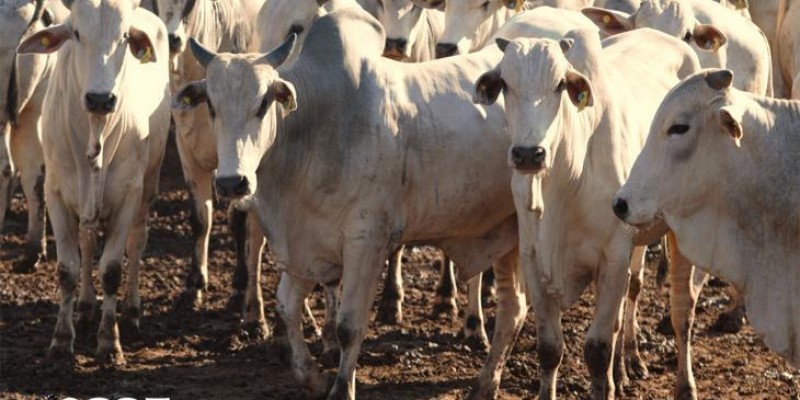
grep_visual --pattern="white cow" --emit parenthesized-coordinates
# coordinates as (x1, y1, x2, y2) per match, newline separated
(614, 68, 800, 397)
(414, 0, 592, 58)
(474, 27, 699, 398)
(152, 0, 266, 326)
(776, 0, 800, 98)
(172, 6, 527, 398)
(0, 0, 67, 272)
(18, 0, 170, 364)
(377, 0, 444, 62)
(582, 0, 773, 96)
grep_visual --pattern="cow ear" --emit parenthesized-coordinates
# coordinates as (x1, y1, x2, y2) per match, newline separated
(502, 0, 524, 11)
(495, 38, 511, 52)
(272, 78, 297, 116)
(559, 38, 574, 53)
(718, 105, 744, 148)
(410, 0, 445, 11)
(128, 25, 157, 63)
(172, 80, 207, 111)
(565, 69, 593, 111)
(581, 8, 633, 35)
(17, 23, 71, 54)
(473, 68, 505, 105)
(692, 23, 726, 51)
(705, 69, 734, 91)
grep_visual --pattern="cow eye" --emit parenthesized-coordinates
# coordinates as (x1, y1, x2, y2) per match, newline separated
(481, 0, 490, 11)
(74, 30, 81, 42)
(556, 78, 566, 93)
(206, 99, 216, 118)
(256, 94, 271, 119)
(667, 124, 690, 135)
(682, 31, 692, 42)
(288, 24, 304, 38)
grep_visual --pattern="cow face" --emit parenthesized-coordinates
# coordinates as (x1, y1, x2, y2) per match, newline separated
(435, 0, 506, 58)
(0, 0, 52, 128)
(153, 0, 194, 55)
(377, 0, 426, 61)
(18, 0, 157, 116)
(474, 35, 593, 175)
(614, 69, 739, 228)
(172, 35, 297, 198)
(255, 0, 320, 64)
(583, 0, 727, 51)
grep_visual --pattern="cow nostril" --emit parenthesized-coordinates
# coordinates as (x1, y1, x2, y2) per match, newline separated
(532, 147, 546, 163)
(216, 175, 250, 198)
(510, 147, 524, 165)
(168, 34, 183, 51)
(612, 197, 629, 220)
(85, 92, 117, 114)
(435, 43, 458, 59)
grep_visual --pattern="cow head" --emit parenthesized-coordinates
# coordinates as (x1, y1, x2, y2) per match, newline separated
(0, 0, 53, 129)
(378, 0, 428, 61)
(582, 0, 727, 51)
(473, 31, 595, 175)
(434, 0, 509, 58)
(18, 0, 157, 116)
(255, 0, 322, 65)
(613, 69, 740, 228)
(153, 0, 194, 56)
(172, 34, 297, 198)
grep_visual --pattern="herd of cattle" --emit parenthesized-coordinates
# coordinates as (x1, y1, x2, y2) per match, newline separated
(1, 0, 799, 398)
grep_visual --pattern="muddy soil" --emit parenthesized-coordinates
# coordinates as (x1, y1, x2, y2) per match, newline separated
(1, 140, 798, 400)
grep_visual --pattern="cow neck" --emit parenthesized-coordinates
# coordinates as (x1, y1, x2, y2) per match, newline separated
(188, 0, 252, 55)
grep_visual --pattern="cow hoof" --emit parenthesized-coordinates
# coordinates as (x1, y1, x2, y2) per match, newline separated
(463, 332, 490, 353)
(300, 368, 331, 399)
(12, 255, 40, 274)
(46, 345, 76, 366)
(377, 304, 402, 325)
(95, 345, 126, 367)
(173, 290, 202, 311)
(626, 355, 649, 379)
(326, 376, 353, 400)
(675, 382, 698, 400)
(711, 312, 744, 334)
(319, 348, 340, 369)
(239, 320, 271, 342)
(226, 291, 244, 315)
(613, 362, 630, 392)
(432, 300, 458, 320)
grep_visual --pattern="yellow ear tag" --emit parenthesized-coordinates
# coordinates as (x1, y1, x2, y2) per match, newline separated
(139, 46, 153, 64)
(577, 91, 589, 111)
(602, 15, 611, 24)
(182, 95, 192, 105)
(41, 36, 50, 47)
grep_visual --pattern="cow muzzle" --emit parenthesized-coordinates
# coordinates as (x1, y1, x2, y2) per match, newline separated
(383, 38, 408, 61)
(510, 146, 546, 173)
(216, 174, 251, 198)
(85, 92, 117, 115)
(435, 43, 458, 59)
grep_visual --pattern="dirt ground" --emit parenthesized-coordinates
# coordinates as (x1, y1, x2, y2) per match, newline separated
(1, 140, 799, 400)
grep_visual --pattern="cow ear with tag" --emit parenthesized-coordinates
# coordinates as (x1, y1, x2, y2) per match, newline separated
(565, 70, 593, 111)
(581, 8, 633, 35)
(172, 80, 207, 111)
(473, 68, 505, 105)
(17, 23, 71, 54)
(128, 25, 157, 63)
(502, 0, 524, 11)
(718, 104, 744, 148)
(692, 23, 726, 52)
(272, 78, 297, 117)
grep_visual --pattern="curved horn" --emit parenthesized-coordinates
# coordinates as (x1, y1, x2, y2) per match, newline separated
(189, 37, 217, 67)
(258, 33, 297, 68)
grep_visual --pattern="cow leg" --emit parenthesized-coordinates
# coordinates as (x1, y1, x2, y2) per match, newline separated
(95, 188, 142, 366)
(319, 282, 341, 368)
(462, 272, 488, 352)
(615, 245, 648, 390)
(46, 189, 81, 362)
(433, 256, 458, 319)
(9, 113, 46, 273)
(468, 248, 527, 400)
(75, 219, 98, 336)
(241, 213, 269, 339)
(525, 252, 564, 400)
(378, 245, 404, 324)
(227, 206, 249, 314)
(669, 233, 705, 400)
(276, 272, 327, 397)
(179, 169, 213, 308)
(328, 241, 387, 400)
(0, 125, 12, 244)
(585, 248, 632, 400)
